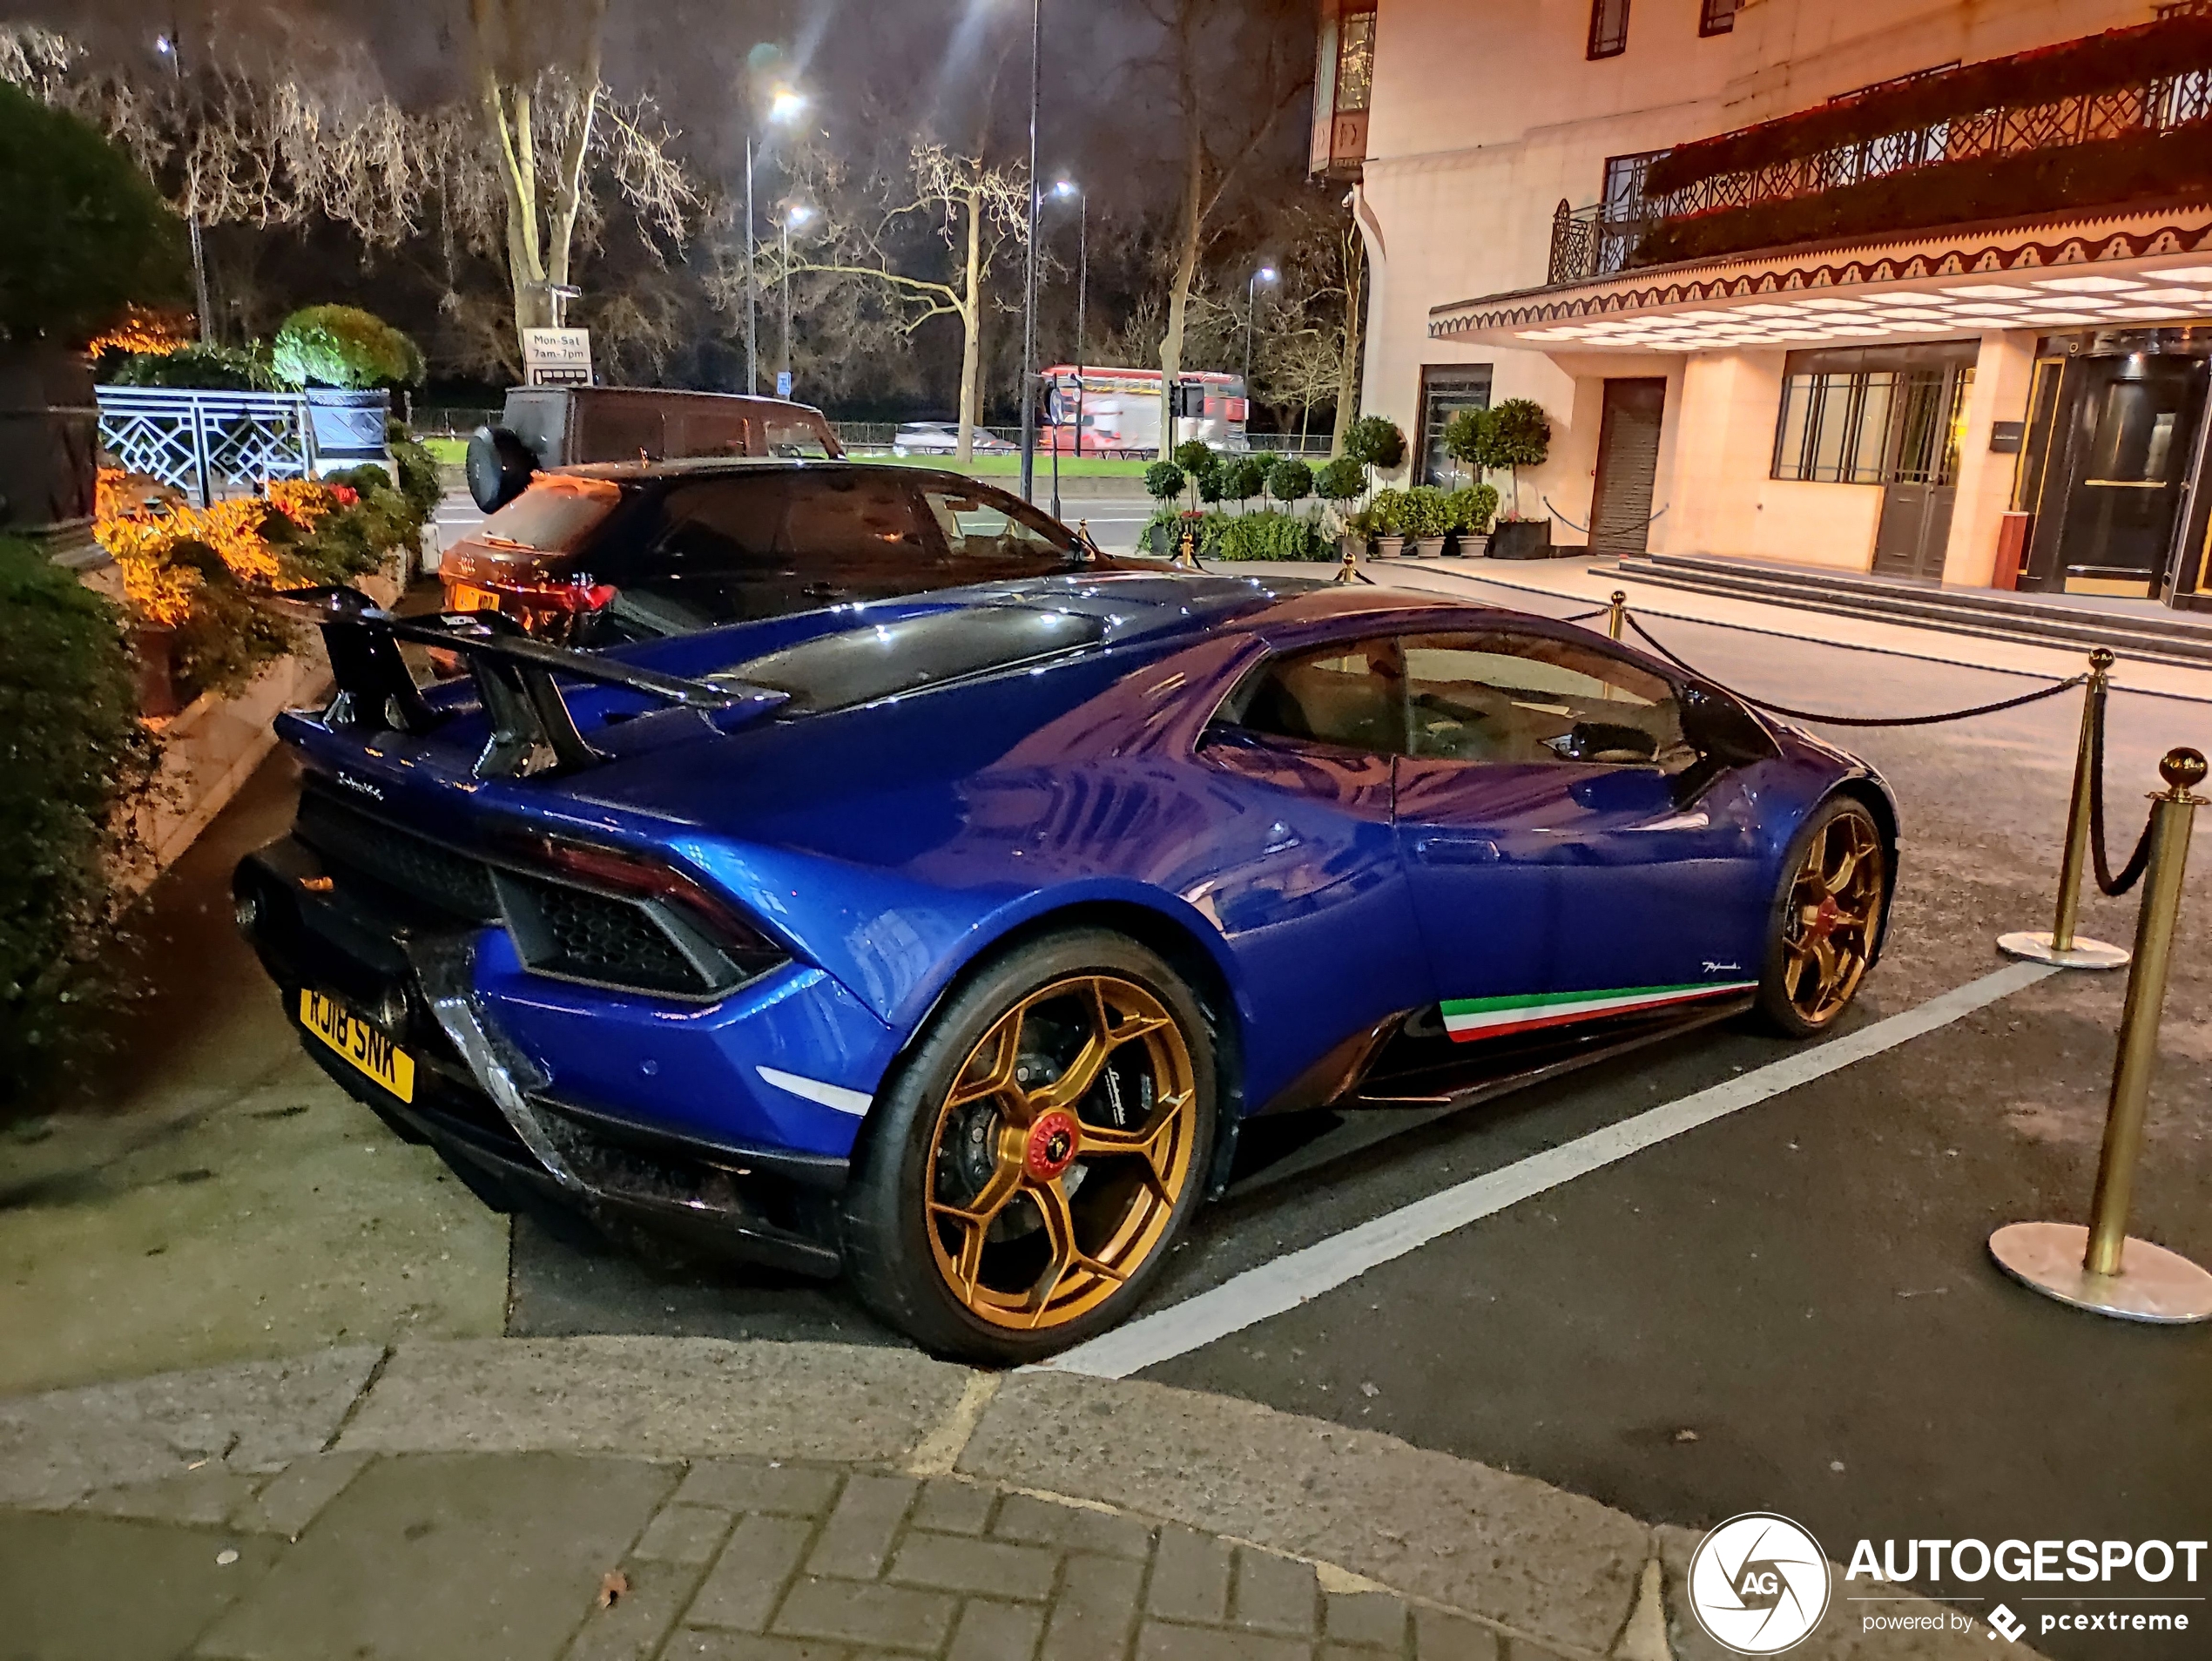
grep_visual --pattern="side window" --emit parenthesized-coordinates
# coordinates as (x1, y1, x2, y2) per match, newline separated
(1402, 631, 1691, 769)
(1229, 638, 1409, 756)
(782, 474, 932, 559)
(650, 479, 789, 569)
(919, 484, 1076, 564)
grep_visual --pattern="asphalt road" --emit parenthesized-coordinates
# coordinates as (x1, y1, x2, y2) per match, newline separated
(39, 567, 2212, 1660)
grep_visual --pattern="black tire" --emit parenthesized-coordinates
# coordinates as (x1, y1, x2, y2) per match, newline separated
(842, 928, 1217, 1364)
(1756, 794, 1891, 1038)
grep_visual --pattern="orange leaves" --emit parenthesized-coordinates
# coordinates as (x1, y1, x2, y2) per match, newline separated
(93, 468, 356, 629)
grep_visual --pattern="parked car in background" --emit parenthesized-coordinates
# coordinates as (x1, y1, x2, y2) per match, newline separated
(466, 387, 842, 512)
(891, 421, 1015, 456)
(438, 458, 1119, 642)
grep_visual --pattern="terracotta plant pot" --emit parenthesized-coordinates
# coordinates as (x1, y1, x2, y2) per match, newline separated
(1372, 535, 1405, 559)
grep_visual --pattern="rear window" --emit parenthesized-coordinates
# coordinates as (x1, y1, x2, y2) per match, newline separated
(762, 416, 837, 459)
(714, 605, 1104, 714)
(476, 477, 622, 554)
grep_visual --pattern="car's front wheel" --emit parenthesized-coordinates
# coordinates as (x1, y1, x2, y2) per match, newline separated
(842, 930, 1216, 1363)
(1757, 795, 1891, 1037)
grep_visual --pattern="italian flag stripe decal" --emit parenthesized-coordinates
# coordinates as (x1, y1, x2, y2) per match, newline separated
(1440, 981, 1759, 1043)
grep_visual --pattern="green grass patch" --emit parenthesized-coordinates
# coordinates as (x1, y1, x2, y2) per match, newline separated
(851, 453, 1153, 479)
(421, 436, 469, 466)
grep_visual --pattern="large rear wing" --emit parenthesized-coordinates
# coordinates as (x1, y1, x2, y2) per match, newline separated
(280, 587, 780, 780)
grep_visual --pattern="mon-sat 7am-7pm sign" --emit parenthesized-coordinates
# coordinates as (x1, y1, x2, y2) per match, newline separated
(523, 327, 592, 388)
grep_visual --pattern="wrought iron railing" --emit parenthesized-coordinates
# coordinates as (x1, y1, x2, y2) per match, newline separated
(96, 387, 316, 507)
(1645, 66, 2212, 222)
(1548, 200, 1652, 286)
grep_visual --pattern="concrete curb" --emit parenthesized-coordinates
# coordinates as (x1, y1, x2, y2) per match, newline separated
(0, 1337, 2030, 1660)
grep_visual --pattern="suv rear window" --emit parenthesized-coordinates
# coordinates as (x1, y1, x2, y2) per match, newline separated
(715, 605, 1104, 714)
(475, 476, 623, 554)
(480, 477, 624, 555)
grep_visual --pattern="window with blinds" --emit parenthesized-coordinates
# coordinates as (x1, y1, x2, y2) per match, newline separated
(1588, 0, 1630, 59)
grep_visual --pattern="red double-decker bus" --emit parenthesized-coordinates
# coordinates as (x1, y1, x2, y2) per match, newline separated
(1042, 366, 1250, 456)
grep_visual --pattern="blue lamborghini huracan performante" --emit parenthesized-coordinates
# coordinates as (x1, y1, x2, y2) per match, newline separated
(236, 573, 1898, 1361)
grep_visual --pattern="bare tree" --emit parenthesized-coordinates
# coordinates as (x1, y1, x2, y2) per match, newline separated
(1136, 0, 1312, 452)
(717, 143, 1026, 460)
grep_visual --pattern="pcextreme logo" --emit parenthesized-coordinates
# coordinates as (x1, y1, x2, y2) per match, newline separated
(1688, 1513, 1832, 1655)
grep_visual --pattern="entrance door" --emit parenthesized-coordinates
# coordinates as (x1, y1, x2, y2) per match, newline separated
(1871, 366, 1966, 580)
(1589, 378, 1667, 555)
(2052, 356, 2206, 598)
(1871, 482, 1955, 580)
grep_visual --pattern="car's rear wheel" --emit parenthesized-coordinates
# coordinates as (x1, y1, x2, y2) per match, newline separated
(843, 930, 1216, 1363)
(1757, 796, 1890, 1037)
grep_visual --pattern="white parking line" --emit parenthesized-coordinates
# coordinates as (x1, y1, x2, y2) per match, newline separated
(1042, 960, 2059, 1379)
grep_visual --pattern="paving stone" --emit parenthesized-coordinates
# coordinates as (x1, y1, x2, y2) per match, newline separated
(635, 1503, 737, 1566)
(562, 1557, 704, 1661)
(0, 1509, 285, 1661)
(227, 1453, 372, 1539)
(1041, 1551, 1144, 1661)
(992, 1491, 1153, 1560)
(1136, 1623, 1315, 1661)
(665, 1635, 851, 1661)
(76, 1467, 269, 1528)
(676, 1460, 843, 1516)
(1148, 1525, 1235, 1623)
(911, 1475, 998, 1535)
(1322, 1591, 1406, 1649)
(192, 1451, 675, 1661)
(1231, 1549, 1319, 1637)
(687, 1513, 817, 1631)
(772, 1574, 958, 1651)
(1410, 1607, 1502, 1660)
(949, 1597, 1049, 1661)
(887, 1529, 1060, 1600)
(806, 1472, 917, 1579)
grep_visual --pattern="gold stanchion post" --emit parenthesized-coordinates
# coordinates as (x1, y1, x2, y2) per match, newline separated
(1607, 591, 1627, 643)
(1173, 522, 1201, 572)
(1997, 648, 2130, 970)
(1333, 536, 1361, 585)
(1989, 747, 2212, 1324)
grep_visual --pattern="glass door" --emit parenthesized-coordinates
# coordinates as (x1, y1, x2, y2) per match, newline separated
(2052, 355, 2206, 598)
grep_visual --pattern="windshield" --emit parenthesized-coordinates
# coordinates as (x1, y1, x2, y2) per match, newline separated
(475, 477, 621, 553)
(713, 605, 1104, 714)
(762, 417, 837, 459)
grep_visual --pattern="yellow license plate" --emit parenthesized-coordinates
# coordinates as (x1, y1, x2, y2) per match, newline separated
(448, 583, 501, 613)
(299, 989, 416, 1103)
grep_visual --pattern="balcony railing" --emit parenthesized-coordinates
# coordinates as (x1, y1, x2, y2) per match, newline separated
(1543, 11, 2212, 281)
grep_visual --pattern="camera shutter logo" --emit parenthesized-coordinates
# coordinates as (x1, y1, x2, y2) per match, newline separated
(1688, 1513, 1832, 1654)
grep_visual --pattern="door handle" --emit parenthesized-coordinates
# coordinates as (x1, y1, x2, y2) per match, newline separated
(1412, 834, 1501, 865)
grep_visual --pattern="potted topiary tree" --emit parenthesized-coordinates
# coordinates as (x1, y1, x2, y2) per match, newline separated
(272, 305, 426, 477)
(0, 82, 185, 551)
(1316, 455, 1367, 562)
(1143, 459, 1186, 555)
(1473, 397, 1554, 560)
(1445, 483, 1500, 557)
(1405, 484, 1453, 557)
(1369, 487, 1410, 558)
(1343, 414, 1406, 492)
(1265, 456, 1313, 517)
(1221, 454, 1267, 512)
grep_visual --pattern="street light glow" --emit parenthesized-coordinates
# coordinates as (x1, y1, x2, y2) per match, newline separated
(155, 34, 173, 53)
(786, 204, 815, 227)
(1257, 266, 1279, 283)
(769, 88, 808, 125)
(1053, 179, 1079, 199)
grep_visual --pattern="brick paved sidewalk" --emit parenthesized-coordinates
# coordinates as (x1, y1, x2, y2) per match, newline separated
(3, 1450, 1543, 1661)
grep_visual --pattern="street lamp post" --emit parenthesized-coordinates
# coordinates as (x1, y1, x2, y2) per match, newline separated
(781, 204, 813, 399)
(1017, 0, 1043, 503)
(156, 29, 213, 344)
(746, 88, 808, 398)
(1244, 266, 1278, 443)
(1049, 179, 1085, 523)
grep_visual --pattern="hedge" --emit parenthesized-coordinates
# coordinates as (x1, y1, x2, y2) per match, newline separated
(272, 305, 425, 390)
(0, 538, 152, 1102)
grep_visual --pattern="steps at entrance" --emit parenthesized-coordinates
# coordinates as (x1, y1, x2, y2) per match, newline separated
(1608, 553, 2212, 672)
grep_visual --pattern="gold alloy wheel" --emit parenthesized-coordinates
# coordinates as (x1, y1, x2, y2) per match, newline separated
(924, 974, 1199, 1332)
(1780, 809, 1886, 1029)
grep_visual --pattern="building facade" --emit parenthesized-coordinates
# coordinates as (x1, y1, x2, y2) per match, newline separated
(1320, 0, 2212, 607)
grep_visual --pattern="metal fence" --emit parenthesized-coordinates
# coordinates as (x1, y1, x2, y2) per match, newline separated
(96, 387, 316, 508)
(1547, 55, 2212, 285)
(413, 406, 506, 441)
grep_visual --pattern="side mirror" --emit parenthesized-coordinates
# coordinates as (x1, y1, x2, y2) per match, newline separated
(467, 425, 538, 513)
(1679, 683, 1776, 766)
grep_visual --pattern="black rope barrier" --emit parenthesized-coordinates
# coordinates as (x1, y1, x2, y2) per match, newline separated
(1622, 613, 2087, 728)
(1559, 605, 1610, 623)
(2085, 676, 2157, 896)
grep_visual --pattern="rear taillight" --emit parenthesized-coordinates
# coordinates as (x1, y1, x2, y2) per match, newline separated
(517, 834, 787, 978)
(444, 572, 616, 626)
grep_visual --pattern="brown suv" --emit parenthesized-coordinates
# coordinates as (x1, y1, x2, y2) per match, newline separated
(439, 458, 1117, 642)
(465, 387, 843, 513)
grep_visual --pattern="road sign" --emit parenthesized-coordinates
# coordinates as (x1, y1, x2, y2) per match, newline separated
(523, 327, 593, 388)
(776, 371, 793, 399)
